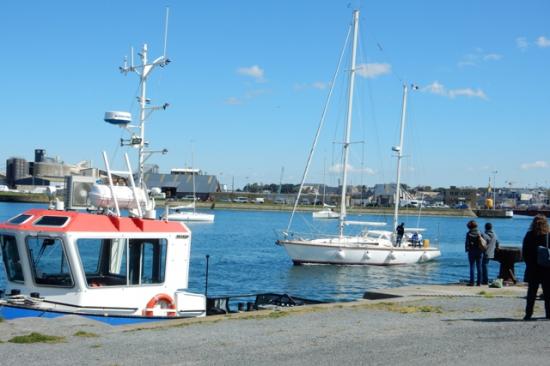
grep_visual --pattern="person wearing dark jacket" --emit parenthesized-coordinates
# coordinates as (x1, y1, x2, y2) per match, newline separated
(522, 214, 550, 320)
(481, 222, 500, 285)
(396, 223, 405, 247)
(465, 220, 483, 286)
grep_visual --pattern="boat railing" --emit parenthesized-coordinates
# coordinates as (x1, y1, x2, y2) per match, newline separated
(277, 230, 357, 242)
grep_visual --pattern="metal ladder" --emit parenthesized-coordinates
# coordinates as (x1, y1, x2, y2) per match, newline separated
(102, 151, 143, 217)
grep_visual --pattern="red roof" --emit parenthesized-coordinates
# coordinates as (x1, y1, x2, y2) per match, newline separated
(0, 208, 189, 234)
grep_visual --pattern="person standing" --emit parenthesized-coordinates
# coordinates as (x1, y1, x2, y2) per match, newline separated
(465, 220, 483, 286)
(481, 222, 500, 285)
(522, 214, 550, 320)
(396, 223, 405, 247)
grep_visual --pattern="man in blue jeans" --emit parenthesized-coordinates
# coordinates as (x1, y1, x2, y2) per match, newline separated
(465, 220, 483, 286)
(481, 222, 500, 285)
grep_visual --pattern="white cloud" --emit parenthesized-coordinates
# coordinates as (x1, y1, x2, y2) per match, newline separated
(421, 81, 487, 100)
(483, 53, 502, 61)
(448, 88, 487, 100)
(329, 163, 376, 175)
(458, 49, 502, 67)
(516, 37, 529, 51)
(356, 63, 391, 79)
(536, 36, 550, 48)
(422, 81, 447, 96)
(312, 81, 328, 90)
(294, 81, 329, 91)
(224, 97, 242, 105)
(521, 161, 549, 170)
(237, 65, 265, 82)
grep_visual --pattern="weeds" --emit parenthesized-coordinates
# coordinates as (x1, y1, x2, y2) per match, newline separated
(74, 330, 99, 338)
(8, 332, 66, 344)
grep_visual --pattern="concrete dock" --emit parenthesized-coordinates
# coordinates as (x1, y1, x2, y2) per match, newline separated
(0, 283, 547, 366)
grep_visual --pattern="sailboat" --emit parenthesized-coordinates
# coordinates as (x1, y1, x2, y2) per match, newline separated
(312, 161, 338, 219)
(163, 157, 215, 223)
(277, 10, 441, 265)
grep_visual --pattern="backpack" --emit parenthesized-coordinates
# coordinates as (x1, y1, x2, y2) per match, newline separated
(477, 234, 488, 251)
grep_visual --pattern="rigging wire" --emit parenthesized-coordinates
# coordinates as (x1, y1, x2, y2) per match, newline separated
(286, 24, 352, 234)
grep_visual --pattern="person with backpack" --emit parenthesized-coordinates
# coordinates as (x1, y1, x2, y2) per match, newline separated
(521, 214, 550, 320)
(465, 220, 484, 286)
(481, 222, 500, 285)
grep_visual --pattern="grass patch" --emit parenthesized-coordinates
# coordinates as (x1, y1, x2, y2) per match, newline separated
(0, 316, 4, 323)
(237, 310, 291, 321)
(74, 330, 99, 338)
(8, 332, 66, 344)
(478, 291, 495, 298)
(90, 344, 102, 349)
(361, 302, 443, 314)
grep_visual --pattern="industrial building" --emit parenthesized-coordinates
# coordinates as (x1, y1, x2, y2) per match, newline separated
(5, 149, 93, 190)
(144, 169, 220, 201)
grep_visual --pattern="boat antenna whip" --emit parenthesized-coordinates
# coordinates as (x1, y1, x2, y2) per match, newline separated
(116, 8, 171, 188)
(204, 254, 210, 298)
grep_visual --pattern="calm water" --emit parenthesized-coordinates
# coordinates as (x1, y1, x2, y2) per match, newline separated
(0, 202, 532, 302)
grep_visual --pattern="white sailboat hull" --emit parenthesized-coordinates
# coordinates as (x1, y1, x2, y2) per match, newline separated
(312, 210, 339, 219)
(277, 239, 441, 266)
(165, 212, 215, 222)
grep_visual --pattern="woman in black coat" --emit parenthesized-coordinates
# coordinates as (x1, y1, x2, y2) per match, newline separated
(522, 214, 550, 320)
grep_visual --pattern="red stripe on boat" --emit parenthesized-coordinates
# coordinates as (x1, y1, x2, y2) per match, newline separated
(0, 208, 188, 234)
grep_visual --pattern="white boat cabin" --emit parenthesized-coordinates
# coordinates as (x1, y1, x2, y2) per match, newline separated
(0, 208, 205, 318)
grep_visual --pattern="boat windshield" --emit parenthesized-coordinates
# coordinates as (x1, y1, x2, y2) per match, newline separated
(26, 236, 74, 287)
(76, 238, 167, 287)
(1, 234, 24, 283)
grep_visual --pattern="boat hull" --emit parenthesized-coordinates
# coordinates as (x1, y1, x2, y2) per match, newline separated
(278, 240, 441, 266)
(312, 210, 339, 219)
(165, 212, 215, 222)
(0, 303, 204, 326)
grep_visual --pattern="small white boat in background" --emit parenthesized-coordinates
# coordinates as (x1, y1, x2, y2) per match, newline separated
(164, 202, 215, 222)
(312, 204, 339, 219)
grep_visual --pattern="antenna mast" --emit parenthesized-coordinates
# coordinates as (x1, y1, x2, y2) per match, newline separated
(118, 7, 171, 187)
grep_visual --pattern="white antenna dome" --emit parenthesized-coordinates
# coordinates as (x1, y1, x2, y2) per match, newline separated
(104, 111, 132, 126)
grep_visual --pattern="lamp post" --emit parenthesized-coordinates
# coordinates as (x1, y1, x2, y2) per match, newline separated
(492, 170, 498, 209)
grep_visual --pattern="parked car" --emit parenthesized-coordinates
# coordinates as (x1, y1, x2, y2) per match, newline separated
(254, 197, 265, 204)
(233, 197, 249, 203)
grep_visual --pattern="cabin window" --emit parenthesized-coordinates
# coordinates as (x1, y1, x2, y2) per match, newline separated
(26, 237, 73, 287)
(33, 216, 69, 227)
(8, 214, 33, 225)
(76, 238, 166, 287)
(0, 234, 24, 282)
(135, 239, 167, 284)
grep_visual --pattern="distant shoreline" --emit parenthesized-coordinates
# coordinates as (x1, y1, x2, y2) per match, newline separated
(0, 191, 477, 217)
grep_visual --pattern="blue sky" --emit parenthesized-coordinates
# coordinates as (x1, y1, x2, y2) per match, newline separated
(1, 1, 549, 190)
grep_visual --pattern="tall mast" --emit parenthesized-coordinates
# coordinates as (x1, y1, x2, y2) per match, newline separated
(119, 43, 170, 187)
(137, 44, 148, 187)
(191, 144, 197, 214)
(116, 8, 171, 188)
(392, 84, 409, 232)
(339, 10, 359, 237)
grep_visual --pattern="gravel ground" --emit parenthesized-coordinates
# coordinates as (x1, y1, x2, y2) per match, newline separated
(1, 287, 549, 366)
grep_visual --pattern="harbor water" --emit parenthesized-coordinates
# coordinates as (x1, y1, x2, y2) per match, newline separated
(0, 202, 532, 302)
